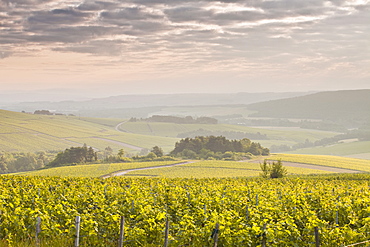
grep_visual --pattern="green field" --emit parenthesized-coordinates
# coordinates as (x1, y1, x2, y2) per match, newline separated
(0, 110, 178, 153)
(287, 141, 370, 157)
(1, 109, 366, 158)
(119, 121, 338, 145)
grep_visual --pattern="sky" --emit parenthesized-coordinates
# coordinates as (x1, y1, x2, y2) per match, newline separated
(0, 0, 369, 99)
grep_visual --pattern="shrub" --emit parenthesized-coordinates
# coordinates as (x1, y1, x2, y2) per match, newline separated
(260, 159, 287, 178)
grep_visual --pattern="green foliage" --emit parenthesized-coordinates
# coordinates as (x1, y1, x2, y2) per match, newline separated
(171, 136, 269, 159)
(0, 151, 54, 174)
(47, 146, 97, 167)
(260, 160, 287, 178)
(2, 175, 370, 246)
(151, 146, 164, 157)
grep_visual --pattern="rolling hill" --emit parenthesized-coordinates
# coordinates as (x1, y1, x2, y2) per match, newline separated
(246, 89, 370, 128)
(0, 110, 178, 153)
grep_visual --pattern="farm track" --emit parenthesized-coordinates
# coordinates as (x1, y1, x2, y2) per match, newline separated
(115, 121, 130, 132)
(246, 159, 363, 173)
(101, 161, 196, 178)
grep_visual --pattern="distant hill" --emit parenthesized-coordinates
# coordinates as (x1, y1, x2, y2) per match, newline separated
(247, 90, 370, 128)
(2, 92, 313, 117)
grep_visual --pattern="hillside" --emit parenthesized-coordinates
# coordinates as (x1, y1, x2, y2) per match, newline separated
(246, 89, 370, 128)
(2, 92, 312, 117)
(0, 110, 178, 153)
(1, 109, 368, 159)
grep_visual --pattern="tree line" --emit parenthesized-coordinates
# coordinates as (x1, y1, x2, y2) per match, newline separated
(170, 136, 269, 160)
(0, 151, 54, 173)
(129, 115, 218, 124)
(2, 136, 270, 172)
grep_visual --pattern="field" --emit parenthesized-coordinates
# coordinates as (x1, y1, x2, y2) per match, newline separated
(287, 141, 370, 158)
(0, 109, 367, 159)
(1, 174, 370, 246)
(16, 154, 369, 179)
(0, 110, 178, 153)
(124, 160, 332, 178)
(16, 161, 181, 178)
(268, 154, 370, 172)
(118, 121, 340, 153)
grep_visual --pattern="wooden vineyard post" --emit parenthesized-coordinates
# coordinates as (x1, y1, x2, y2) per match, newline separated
(314, 227, 320, 247)
(261, 223, 267, 247)
(36, 216, 41, 246)
(118, 216, 125, 247)
(211, 223, 219, 247)
(75, 216, 81, 247)
(164, 217, 170, 247)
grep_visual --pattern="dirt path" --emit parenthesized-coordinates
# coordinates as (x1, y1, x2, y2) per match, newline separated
(246, 159, 362, 173)
(101, 161, 195, 178)
(114, 121, 127, 133)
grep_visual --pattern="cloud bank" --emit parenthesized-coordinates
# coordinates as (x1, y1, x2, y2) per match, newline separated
(0, 0, 369, 93)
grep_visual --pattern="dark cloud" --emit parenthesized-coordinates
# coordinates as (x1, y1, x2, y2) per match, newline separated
(101, 7, 163, 21)
(164, 7, 212, 22)
(77, 1, 119, 11)
(0, 0, 368, 61)
(27, 8, 91, 26)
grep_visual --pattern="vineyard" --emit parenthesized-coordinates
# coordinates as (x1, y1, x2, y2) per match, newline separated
(268, 154, 370, 172)
(123, 160, 331, 178)
(1, 174, 370, 246)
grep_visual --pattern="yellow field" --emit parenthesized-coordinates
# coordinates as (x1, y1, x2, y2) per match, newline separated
(124, 160, 331, 178)
(269, 154, 370, 172)
(16, 161, 181, 177)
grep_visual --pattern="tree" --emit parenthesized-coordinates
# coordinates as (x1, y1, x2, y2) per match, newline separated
(118, 149, 125, 159)
(260, 160, 287, 179)
(86, 147, 97, 162)
(48, 146, 98, 167)
(151, 146, 163, 157)
(104, 146, 113, 159)
(145, 152, 157, 160)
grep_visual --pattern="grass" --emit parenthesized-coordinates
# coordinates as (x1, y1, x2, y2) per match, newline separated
(124, 160, 331, 178)
(16, 161, 181, 177)
(79, 117, 126, 127)
(287, 141, 370, 156)
(0, 109, 364, 158)
(0, 110, 177, 153)
(119, 121, 339, 148)
(269, 153, 370, 172)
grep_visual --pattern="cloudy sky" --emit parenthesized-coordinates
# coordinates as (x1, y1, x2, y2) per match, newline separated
(0, 0, 369, 98)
